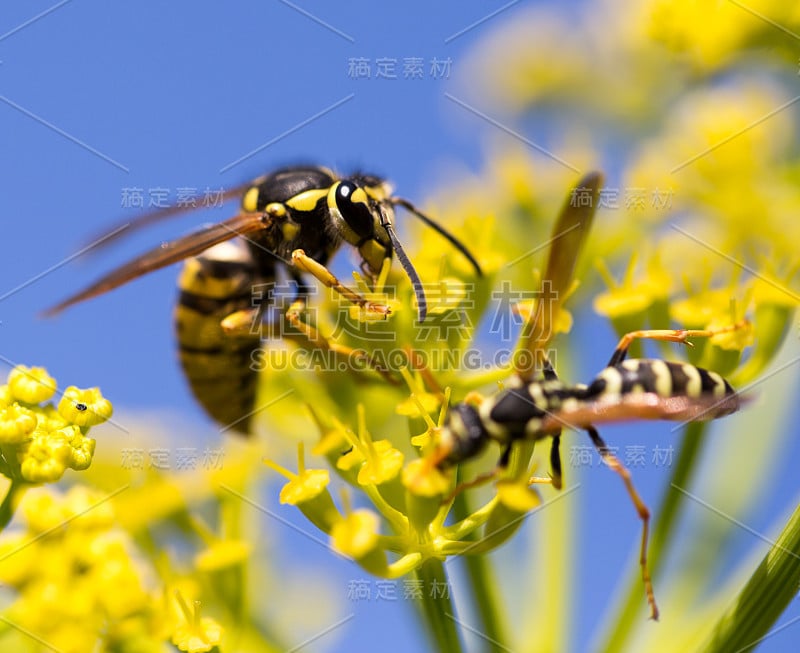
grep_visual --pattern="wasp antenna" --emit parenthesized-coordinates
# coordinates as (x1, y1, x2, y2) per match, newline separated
(379, 207, 428, 321)
(392, 198, 483, 277)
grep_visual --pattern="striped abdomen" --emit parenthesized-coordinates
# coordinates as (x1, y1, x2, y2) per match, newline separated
(586, 359, 736, 405)
(175, 239, 265, 434)
(439, 359, 740, 466)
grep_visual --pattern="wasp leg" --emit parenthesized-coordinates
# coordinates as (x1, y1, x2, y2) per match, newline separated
(288, 264, 315, 308)
(549, 433, 563, 489)
(220, 308, 262, 337)
(541, 356, 559, 381)
(586, 425, 658, 620)
(405, 347, 446, 396)
(441, 444, 513, 503)
(283, 300, 397, 384)
(290, 249, 390, 316)
(220, 266, 311, 338)
(607, 321, 749, 367)
(445, 469, 499, 500)
(527, 432, 563, 488)
(462, 391, 485, 406)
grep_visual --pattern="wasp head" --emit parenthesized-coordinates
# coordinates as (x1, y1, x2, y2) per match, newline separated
(328, 178, 428, 320)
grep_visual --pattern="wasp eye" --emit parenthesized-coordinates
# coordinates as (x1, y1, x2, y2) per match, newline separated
(336, 181, 375, 238)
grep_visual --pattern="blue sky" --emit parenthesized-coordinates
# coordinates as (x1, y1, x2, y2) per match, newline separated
(1, 1, 495, 421)
(2, 2, 800, 652)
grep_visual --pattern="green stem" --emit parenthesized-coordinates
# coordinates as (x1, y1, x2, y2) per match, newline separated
(698, 499, 800, 653)
(449, 486, 511, 652)
(442, 495, 499, 541)
(461, 554, 510, 653)
(362, 484, 408, 533)
(0, 480, 26, 531)
(414, 559, 464, 653)
(600, 421, 707, 652)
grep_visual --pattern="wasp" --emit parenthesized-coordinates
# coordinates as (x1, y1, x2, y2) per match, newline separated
(417, 170, 747, 621)
(433, 324, 744, 621)
(46, 165, 482, 433)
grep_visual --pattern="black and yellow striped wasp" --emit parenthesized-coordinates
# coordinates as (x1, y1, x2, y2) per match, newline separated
(46, 165, 482, 433)
(420, 171, 747, 621)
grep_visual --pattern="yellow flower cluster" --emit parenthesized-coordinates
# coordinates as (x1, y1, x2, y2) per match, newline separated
(0, 366, 112, 483)
(264, 224, 630, 581)
(266, 417, 540, 583)
(646, 0, 800, 70)
(0, 486, 225, 653)
(0, 487, 152, 651)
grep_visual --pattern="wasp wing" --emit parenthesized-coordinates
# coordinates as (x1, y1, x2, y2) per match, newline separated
(537, 392, 745, 434)
(79, 179, 257, 255)
(45, 212, 272, 316)
(518, 171, 603, 379)
(544, 172, 602, 298)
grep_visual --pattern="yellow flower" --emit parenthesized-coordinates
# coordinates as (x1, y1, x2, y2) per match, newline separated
(17, 425, 96, 483)
(7, 365, 57, 404)
(624, 78, 798, 248)
(646, 0, 785, 70)
(496, 480, 541, 512)
(264, 443, 339, 532)
(172, 617, 223, 653)
(83, 532, 150, 619)
(338, 438, 404, 486)
(277, 466, 329, 505)
(424, 277, 471, 315)
(330, 509, 380, 559)
(20, 428, 79, 481)
(593, 254, 671, 320)
(331, 409, 405, 487)
(171, 592, 223, 653)
(357, 442, 403, 486)
(0, 403, 38, 443)
(21, 490, 70, 532)
(402, 458, 451, 498)
(58, 386, 113, 427)
(36, 404, 70, 431)
(0, 487, 163, 652)
(735, 271, 799, 382)
(195, 540, 252, 571)
(0, 533, 37, 585)
(396, 390, 440, 418)
(670, 289, 737, 329)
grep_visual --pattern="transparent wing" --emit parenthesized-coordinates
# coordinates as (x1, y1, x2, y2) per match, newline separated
(79, 179, 256, 255)
(45, 212, 272, 316)
(518, 171, 603, 379)
(537, 392, 745, 434)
